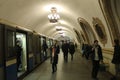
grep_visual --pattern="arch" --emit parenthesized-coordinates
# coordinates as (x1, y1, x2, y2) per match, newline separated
(73, 28, 82, 43)
(78, 17, 96, 44)
(99, 0, 120, 45)
(92, 17, 107, 45)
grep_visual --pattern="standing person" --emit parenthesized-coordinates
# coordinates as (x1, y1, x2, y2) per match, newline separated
(51, 41, 60, 73)
(69, 42, 75, 61)
(42, 40, 48, 59)
(16, 41, 22, 72)
(61, 40, 69, 62)
(91, 40, 103, 80)
(111, 39, 120, 80)
(81, 43, 85, 56)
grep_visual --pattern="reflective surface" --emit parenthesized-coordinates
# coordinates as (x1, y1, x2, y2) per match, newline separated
(23, 50, 112, 80)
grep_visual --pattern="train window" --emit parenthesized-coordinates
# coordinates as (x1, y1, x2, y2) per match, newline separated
(28, 35, 33, 53)
(6, 30, 15, 59)
(41, 37, 43, 46)
(47, 39, 50, 48)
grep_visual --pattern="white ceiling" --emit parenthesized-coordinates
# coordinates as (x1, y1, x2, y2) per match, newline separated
(0, 0, 107, 43)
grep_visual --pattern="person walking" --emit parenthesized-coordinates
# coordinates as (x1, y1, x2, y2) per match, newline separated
(69, 42, 75, 61)
(111, 39, 120, 80)
(61, 40, 69, 62)
(42, 40, 48, 59)
(51, 41, 60, 73)
(91, 40, 103, 80)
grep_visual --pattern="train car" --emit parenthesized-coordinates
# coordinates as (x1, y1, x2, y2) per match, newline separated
(0, 24, 5, 80)
(4, 24, 17, 80)
(0, 23, 53, 80)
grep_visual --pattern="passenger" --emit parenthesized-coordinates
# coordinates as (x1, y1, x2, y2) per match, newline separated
(51, 41, 60, 73)
(61, 41, 65, 59)
(81, 43, 85, 56)
(42, 40, 48, 59)
(82, 44, 90, 60)
(16, 41, 22, 71)
(69, 42, 75, 61)
(61, 40, 69, 62)
(111, 39, 120, 80)
(50, 45, 53, 64)
(91, 40, 103, 80)
(82, 44, 89, 59)
(86, 44, 92, 60)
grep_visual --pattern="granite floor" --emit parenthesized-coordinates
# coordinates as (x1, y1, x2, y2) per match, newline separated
(23, 51, 112, 80)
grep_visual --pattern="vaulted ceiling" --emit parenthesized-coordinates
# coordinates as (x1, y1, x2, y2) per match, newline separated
(0, 0, 119, 47)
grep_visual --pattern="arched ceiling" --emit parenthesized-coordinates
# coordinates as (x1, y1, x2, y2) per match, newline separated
(0, 0, 109, 44)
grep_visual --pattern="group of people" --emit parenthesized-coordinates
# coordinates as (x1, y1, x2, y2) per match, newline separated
(51, 40, 76, 73)
(82, 39, 120, 80)
(50, 39, 120, 80)
(61, 40, 75, 62)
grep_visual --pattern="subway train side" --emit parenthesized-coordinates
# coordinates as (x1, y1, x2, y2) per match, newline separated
(0, 23, 53, 80)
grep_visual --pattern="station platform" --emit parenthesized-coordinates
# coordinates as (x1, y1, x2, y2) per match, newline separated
(23, 50, 112, 80)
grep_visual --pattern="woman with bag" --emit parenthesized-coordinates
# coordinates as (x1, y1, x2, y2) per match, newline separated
(51, 41, 60, 73)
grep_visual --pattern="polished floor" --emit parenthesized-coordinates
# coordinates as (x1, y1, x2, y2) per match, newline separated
(23, 50, 112, 80)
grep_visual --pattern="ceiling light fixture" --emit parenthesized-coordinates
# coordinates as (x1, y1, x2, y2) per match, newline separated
(56, 26, 62, 31)
(48, 7, 60, 23)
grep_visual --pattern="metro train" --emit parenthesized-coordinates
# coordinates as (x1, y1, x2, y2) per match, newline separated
(0, 23, 53, 80)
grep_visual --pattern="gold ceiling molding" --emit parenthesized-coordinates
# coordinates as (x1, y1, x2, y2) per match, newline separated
(77, 17, 96, 44)
(102, 48, 114, 55)
(73, 28, 82, 43)
(80, 31, 87, 43)
(92, 17, 107, 45)
(98, 0, 120, 45)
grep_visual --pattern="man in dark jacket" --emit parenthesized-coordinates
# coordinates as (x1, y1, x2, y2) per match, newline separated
(111, 39, 120, 80)
(69, 42, 75, 60)
(91, 40, 103, 80)
(61, 40, 69, 62)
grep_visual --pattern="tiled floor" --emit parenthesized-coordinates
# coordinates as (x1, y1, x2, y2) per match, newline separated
(23, 51, 112, 80)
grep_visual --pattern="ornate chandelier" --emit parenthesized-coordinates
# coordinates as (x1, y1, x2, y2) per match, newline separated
(48, 7, 60, 23)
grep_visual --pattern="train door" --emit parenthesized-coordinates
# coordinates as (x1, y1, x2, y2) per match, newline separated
(40, 37, 45, 61)
(32, 34, 40, 66)
(0, 24, 5, 80)
(16, 32, 27, 77)
(46, 38, 50, 57)
(4, 25, 17, 80)
(27, 32, 34, 71)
